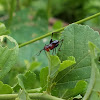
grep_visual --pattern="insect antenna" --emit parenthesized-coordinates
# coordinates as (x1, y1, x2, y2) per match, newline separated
(36, 49, 44, 56)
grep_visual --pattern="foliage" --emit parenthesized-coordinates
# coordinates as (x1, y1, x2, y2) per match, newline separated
(0, 81, 13, 94)
(0, 1, 100, 99)
(0, 34, 19, 80)
(0, 19, 100, 99)
(0, 22, 10, 35)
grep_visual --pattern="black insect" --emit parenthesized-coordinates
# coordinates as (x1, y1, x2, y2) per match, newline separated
(37, 33, 63, 55)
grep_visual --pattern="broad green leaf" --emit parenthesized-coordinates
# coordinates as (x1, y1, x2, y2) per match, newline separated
(0, 35, 19, 79)
(0, 81, 13, 94)
(52, 80, 87, 99)
(40, 67, 48, 91)
(63, 80, 87, 99)
(2, 65, 26, 87)
(53, 23, 100, 98)
(59, 56, 76, 72)
(46, 53, 76, 94)
(17, 71, 36, 90)
(83, 42, 100, 100)
(0, 23, 10, 35)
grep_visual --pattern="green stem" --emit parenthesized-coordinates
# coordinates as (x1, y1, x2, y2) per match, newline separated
(83, 43, 97, 100)
(46, 75, 51, 94)
(45, 52, 52, 94)
(19, 12, 100, 48)
(0, 93, 64, 100)
(74, 12, 100, 24)
(27, 87, 42, 93)
(47, 0, 52, 18)
(7, 0, 16, 27)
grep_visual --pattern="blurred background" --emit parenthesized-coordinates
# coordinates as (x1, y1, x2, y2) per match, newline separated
(0, 0, 100, 87)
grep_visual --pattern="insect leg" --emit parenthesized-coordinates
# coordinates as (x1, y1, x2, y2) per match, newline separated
(36, 49, 44, 56)
(52, 49, 54, 55)
(55, 48, 56, 54)
(58, 39, 64, 51)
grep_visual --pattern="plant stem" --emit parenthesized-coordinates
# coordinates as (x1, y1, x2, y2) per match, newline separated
(46, 75, 52, 94)
(75, 12, 100, 24)
(7, 0, 16, 27)
(47, 0, 52, 18)
(19, 12, 100, 48)
(27, 87, 42, 93)
(46, 52, 51, 94)
(83, 43, 97, 100)
(0, 93, 64, 100)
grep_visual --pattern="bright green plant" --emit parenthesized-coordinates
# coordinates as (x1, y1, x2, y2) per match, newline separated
(0, 13, 100, 100)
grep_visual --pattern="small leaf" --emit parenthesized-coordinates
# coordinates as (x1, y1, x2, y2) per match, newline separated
(0, 35, 19, 79)
(46, 53, 76, 94)
(28, 61, 41, 71)
(17, 74, 25, 89)
(24, 71, 36, 89)
(46, 53, 61, 93)
(59, 56, 76, 72)
(0, 81, 13, 94)
(13, 84, 21, 92)
(17, 71, 36, 90)
(47, 53, 61, 78)
(0, 23, 10, 35)
(63, 80, 87, 99)
(40, 67, 48, 91)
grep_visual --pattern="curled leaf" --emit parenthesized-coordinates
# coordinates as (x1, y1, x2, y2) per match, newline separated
(0, 35, 19, 79)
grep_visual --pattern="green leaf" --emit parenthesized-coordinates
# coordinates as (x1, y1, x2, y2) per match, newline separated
(13, 84, 21, 92)
(83, 42, 100, 100)
(46, 54, 61, 94)
(53, 23, 100, 98)
(59, 56, 76, 72)
(17, 74, 25, 89)
(63, 80, 87, 99)
(0, 23, 10, 35)
(0, 35, 19, 79)
(40, 67, 48, 91)
(0, 81, 13, 94)
(27, 61, 41, 71)
(17, 71, 36, 90)
(46, 53, 76, 94)
(47, 54, 61, 79)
